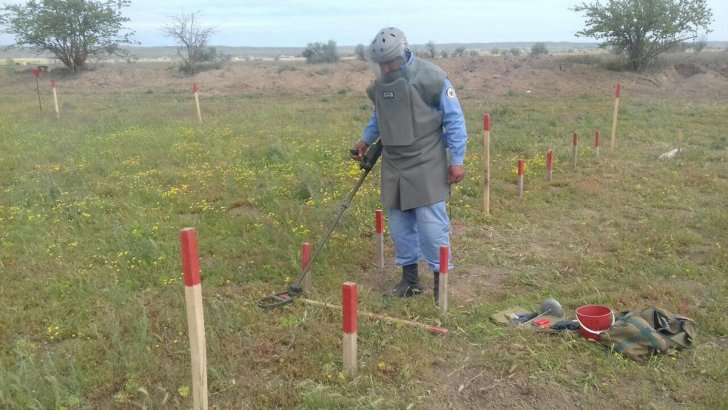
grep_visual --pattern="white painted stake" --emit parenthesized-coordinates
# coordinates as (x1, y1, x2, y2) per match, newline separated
(610, 83, 620, 150)
(572, 131, 578, 171)
(342, 282, 357, 377)
(438, 247, 449, 314)
(301, 243, 312, 293)
(51, 80, 59, 119)
(483, 114, 491, 214)
(375, 210, 384, 271)
(180, 228, 208, 410)
(517, 159, 525, 197)
(193, 82, 202, 124)
(546, 150, 553, 181)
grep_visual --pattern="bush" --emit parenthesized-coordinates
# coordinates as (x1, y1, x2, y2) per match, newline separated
(530, 42, 549, 56)
(302, 40, 339, 64)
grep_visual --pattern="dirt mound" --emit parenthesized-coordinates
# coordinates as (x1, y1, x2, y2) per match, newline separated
(4, 52, 728, 101)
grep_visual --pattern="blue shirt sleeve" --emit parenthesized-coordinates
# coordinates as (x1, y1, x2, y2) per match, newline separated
(361, 112, 379, 145)
(440, 78, 467, 166)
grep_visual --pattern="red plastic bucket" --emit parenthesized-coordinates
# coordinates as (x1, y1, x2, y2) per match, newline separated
(575, 305, 614, 341)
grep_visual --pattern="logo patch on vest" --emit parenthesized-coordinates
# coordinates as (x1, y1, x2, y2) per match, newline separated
(383, 91, 395, 99)
(446, 87, 456, 99)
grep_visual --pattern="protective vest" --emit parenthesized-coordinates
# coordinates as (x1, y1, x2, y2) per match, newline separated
(366, 58, 450, 210)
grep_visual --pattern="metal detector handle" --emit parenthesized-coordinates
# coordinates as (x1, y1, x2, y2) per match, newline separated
(360, 138, 383, 171)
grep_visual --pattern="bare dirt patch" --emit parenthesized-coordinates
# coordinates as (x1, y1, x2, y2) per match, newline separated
(4, 51, 728, 102)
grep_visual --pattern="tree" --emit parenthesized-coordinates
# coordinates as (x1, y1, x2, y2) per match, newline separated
(453, 47, 466, 57)
(162, 11, 216, 74)
(354, 43, 366, 61)
(425, 41, 436, 59)
(530, 42, 549, 56)
(302, 40, 339, 63)
(1, 0, 134, 72)
(572, 0, 713, 72)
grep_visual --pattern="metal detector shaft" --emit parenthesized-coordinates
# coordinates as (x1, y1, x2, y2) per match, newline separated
(290, 168, 370, 292)
(257, 139, 382, 309)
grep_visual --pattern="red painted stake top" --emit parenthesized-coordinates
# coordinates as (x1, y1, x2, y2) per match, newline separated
(302, 243, 311, 272)
(439, 246, 449, 275)
(51, 79, 56, 89)
(572, 131, 578, 146)
(483, 114, 491, 132)
(32, 67, 41, 79)
(615, 83, 621, 98)
(342, 282, 358, 334)
(517, 159, 525, 176)
(547, 150, 553, 170)
(595, 130, 600, 147)
(193, 82, 198, 93)
(375, 210, 384, 233)
(180, 228, 201, 287)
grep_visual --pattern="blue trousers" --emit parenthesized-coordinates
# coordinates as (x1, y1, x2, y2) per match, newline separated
(387, 201, 453, 272)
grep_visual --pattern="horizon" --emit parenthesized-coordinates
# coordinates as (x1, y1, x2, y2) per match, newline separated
(0, 0, 726, 48)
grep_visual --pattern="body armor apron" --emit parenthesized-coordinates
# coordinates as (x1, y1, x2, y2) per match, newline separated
(371, 77, 449, 210)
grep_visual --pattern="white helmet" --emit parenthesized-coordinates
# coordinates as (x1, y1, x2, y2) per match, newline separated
(368, 27, 408, 64)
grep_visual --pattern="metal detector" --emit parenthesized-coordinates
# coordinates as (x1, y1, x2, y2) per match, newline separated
(256, 139, 383, 309)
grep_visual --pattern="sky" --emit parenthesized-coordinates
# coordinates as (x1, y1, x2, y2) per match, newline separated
(1, 0, 726, 47)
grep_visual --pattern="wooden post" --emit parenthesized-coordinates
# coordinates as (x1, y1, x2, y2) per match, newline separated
(51, 80, 59, 119)
(610, 83, 620, 150)
(375, 210, 384, 271)
(342, 282, 358, 377)
(179, 228, 208, 410)
(517, 159, 525, 197)
(482, 114, 491, 214)
(438, 247, 449, 314)
(193, 82, 202, 124)
(546, 150, 553, 181)
(594, 129, 601, 161)
(572, 131, 578, 171)
(32, 67, 42, 114)
(301, 243, 312, 293)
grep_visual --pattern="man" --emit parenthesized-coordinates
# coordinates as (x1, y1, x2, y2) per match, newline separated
(352, 27, 467, 301)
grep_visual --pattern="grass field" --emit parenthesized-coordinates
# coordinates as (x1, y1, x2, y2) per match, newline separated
(0, 62, 727, 408)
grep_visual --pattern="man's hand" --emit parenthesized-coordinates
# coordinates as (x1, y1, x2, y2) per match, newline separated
(448, 165, 465, 184)
(351, 140, 369, 162)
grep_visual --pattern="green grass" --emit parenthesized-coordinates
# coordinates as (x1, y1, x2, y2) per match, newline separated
(0, 78, 727, 408)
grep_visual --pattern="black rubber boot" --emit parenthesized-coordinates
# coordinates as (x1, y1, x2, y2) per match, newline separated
(384, 263, 421, 297)
(433, 272, 440, 304)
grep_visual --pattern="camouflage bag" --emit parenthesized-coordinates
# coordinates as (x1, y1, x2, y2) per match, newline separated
(599, 307, 697, 361)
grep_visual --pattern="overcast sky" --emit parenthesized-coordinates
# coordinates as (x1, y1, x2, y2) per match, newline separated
(2, 0, 726, 47)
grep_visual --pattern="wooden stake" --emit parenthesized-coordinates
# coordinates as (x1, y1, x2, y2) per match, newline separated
(180, 228, 208, 410)
(301, 243, 312, 293)
(299, 298, 448, 334)
(482, 114, 491, 214)
(51, 80, 59, 119)
(32, 67, 42, 114)
(546, 150, 553, 181)
(342, 282, 358, 377)
(594, 129, 601, 161)
(610, 83, 620, 150)
(193, 82, 202, 124)
(375, 210, 384, 271)
(517, 159, 525, 197)
(572, 131, 578, 171)
(438, 246, 449, 314)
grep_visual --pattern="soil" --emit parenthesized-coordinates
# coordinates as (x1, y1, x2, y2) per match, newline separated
(4, 51, 728, 102)
(4, 51, 727, 408)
